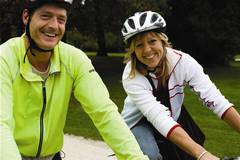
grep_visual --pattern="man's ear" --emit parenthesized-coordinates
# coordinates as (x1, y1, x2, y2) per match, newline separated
(22, 9, 30, 26)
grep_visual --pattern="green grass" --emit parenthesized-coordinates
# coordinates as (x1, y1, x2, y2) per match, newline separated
(64, 56, 240, 157)
(235, 54, 240, 60)
(85, 51, 125, 57)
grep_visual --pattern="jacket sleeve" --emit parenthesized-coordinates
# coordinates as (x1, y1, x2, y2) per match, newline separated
(184, 54, 233, 118)
(0, 56, 22, 159)
(122, 63, 179, 137)
(72, 54, 148, 160)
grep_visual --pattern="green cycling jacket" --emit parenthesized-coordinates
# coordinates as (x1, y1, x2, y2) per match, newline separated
(0, 34, 148, 160)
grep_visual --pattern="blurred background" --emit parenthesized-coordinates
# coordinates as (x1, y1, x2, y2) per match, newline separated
(1, 0, 240, 66)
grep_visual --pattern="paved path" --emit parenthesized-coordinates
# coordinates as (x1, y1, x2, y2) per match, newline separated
(63, 134, 117, 160)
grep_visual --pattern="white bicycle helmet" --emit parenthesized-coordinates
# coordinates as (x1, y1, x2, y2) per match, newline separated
(121, 11, 166, 44)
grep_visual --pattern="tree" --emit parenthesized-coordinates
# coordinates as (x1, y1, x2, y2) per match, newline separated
(71, 0, 124, 56)
(167, 0, 240, 66)
(93, 0, 107, 56)
(71, 0, 170, 56)
(0, 1, 21, 43)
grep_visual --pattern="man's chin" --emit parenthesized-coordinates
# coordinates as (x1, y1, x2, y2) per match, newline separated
(40, 43, 58, 51)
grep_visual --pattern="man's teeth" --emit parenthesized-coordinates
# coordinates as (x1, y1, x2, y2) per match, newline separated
(45, 33, 56, 37)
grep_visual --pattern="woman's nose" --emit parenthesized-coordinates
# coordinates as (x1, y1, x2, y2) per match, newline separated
(143, 44, 151, 53)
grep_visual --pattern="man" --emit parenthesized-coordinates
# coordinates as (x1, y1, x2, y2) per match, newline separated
(0, 1, 149, 159)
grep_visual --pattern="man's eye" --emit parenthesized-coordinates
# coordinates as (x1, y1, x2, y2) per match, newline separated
(41, 14, 50, 19)
(58, 18, 66, 24)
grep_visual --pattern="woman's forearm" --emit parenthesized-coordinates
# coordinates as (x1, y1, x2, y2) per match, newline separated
(168, 127, 204, 157)
(168, 127, 219, 160)
(222, 106, 240, 133)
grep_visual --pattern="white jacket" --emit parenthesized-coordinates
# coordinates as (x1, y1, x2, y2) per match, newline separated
(121, 48, 233, 138)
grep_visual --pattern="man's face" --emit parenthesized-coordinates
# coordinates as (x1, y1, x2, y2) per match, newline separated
(27, 4, 67, 50)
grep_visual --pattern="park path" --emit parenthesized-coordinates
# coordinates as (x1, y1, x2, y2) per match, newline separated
(63, 134, 117, 160)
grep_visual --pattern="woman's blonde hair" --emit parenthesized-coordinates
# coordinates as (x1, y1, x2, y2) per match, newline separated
(124, 31, 172, 87)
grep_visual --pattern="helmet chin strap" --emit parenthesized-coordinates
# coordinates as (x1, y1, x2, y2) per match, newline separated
(25, 20, 53, 55)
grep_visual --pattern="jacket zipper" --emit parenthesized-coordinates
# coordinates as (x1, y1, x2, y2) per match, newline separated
(36, 81, 47, 158)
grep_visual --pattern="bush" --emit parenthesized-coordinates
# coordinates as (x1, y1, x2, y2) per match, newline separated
(105, 32, 125, 52)
(66, 30, 125, 53)
(66, 30, 98, 51)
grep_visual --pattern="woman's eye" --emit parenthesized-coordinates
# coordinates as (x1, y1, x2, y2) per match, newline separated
(149, 39, 157, 44)
(136, 43, 143, 48)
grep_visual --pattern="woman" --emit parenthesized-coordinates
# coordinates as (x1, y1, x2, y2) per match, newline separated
(120, 11, 240, 160)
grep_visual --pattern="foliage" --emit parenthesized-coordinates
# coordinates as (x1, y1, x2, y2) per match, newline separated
(0, 1, 23, 43)
(66, 30, 98, 51)
(0, 0, 239, 65)
(70, 0, 126, 55)
(167, 0, 240, 66)
(70, 0, 170, 55)
(105, 32, 124, 52)
(122, 0, 169, 16)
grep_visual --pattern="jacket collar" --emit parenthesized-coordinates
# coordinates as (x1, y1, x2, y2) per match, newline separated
(166, 48, 182, 76)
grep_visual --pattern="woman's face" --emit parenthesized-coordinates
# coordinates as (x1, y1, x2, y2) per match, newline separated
(134, 32, 164, 70)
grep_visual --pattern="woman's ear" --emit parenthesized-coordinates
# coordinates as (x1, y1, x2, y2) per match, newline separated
(22, 9, 30, 26)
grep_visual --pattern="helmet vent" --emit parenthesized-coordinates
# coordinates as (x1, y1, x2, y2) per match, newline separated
(140, 13, 147, 26)
(128, 19, 136, 29)
(122, 26, 127, 34)
(151, 13, 158, 23)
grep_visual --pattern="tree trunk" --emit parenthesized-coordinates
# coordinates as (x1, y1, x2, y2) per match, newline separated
(93, 0, 107, 56)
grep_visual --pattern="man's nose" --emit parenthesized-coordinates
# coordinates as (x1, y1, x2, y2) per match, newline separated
(48, 17, 58, 28)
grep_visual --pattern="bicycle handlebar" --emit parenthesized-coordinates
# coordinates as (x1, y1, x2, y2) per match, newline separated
(220, 157, 240, 160)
